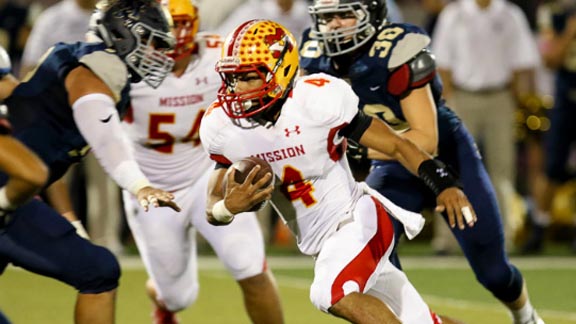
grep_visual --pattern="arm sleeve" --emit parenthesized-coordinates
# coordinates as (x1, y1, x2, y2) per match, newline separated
(339, 110, 373, 142)
(72, 93, 150, 195)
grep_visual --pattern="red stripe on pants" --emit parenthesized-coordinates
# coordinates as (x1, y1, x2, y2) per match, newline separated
(330, 197, 394, 306)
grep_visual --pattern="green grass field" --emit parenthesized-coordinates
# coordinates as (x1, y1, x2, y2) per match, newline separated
(0, 254, 575, 324)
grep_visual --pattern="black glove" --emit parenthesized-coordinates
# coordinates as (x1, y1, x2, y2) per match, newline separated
(346, 139, 368, 162)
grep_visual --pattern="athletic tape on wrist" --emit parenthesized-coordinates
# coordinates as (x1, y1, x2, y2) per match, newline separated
(212, 200, 234, 223)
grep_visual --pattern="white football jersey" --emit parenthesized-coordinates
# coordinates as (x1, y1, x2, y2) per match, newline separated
(125, 33, 223, 191)
(200, 73, 365, 256)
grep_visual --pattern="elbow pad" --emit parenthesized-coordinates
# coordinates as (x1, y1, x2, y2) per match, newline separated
(72, 93, 150, 195)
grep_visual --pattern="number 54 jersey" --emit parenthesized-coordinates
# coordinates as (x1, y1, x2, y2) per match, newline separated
(124, 33, 222, 192)
(201, 73, 369, 256)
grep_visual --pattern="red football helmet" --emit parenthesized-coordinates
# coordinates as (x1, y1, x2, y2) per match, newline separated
(166, 0, 199, 60)
(215, 19, 299, 123)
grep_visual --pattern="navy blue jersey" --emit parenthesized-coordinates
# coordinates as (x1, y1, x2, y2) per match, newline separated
(300, 23, 461, 146)
(4, 42, 130, 185)
(300, 22, 528, 304)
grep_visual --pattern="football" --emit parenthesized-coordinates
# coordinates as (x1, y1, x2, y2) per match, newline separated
(222, 156, 274, 211)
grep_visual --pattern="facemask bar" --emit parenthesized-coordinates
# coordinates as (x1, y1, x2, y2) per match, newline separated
(216, 65, 276, 120)
(309, 2, 375, 56)
(125, 22, 175, 88)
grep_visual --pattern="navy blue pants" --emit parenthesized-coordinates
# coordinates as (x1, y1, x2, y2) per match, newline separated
(0, 198, 120, 294)
(366, 124, 523, 302)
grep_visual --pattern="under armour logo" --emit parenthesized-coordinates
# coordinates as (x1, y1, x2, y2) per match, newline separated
(285, 126, 301, 137)
(436, 168, 448, 177)
(196, 77, 208, 85)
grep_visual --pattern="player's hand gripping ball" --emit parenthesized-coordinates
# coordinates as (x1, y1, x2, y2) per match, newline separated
(222, 157, 274, 211)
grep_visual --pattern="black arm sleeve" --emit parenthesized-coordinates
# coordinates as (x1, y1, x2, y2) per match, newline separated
(339, 110, 373, 142)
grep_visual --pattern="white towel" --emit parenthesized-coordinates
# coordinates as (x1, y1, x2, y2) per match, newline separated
(359, 182, 425, 240)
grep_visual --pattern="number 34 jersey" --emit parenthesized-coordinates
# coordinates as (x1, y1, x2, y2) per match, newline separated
(200, 73, 366, 256)
(124, 33, 222, 192)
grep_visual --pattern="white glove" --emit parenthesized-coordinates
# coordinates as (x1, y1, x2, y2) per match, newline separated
(0, 46, 11, 77)
(70, 220, 90, 240)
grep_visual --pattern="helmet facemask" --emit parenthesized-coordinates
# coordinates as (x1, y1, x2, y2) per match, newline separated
(165, 0, 199, 61)
(309, 0, 378, 57)
(169, 14, 199, 60)
(124, 22, 175, 88)
(92, 0, 176, 89)
(216, 20, 299, 128)
(217, 64, 281, 129)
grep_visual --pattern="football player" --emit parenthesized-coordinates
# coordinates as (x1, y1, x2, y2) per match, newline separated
(200, 19, 474, 323)
(122, 1, 283, 323)
(0, 0, 179, 322)
(0, 45, 48, 226)
(301, 0, 544, 323)
(0, 87, 47, 324)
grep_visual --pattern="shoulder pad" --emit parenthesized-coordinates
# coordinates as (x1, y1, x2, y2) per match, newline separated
(388, 33, 430, 69)
(410, 49, 436, 84)
(387, 49, 436, 97)
(80, 51, 128, 103)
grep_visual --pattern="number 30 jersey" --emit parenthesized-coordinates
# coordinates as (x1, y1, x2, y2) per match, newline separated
(201, 73, 367, 256)
(299, 23, 461, 144)
(124, 33, 222, 191)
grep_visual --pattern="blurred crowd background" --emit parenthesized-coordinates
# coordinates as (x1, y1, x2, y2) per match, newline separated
(1, 0, 574, 256)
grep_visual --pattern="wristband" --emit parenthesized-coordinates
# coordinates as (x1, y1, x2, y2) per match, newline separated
(0, 186, 15, 211)
(417, 159, 462, 196)
(212, 200, 234, 223)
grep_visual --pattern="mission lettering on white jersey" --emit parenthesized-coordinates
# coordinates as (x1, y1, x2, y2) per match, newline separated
(125, 33, 223, 191)
(200, 73, 366, 256)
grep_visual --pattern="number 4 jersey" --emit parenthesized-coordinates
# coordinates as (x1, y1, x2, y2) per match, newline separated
(201, 73, 370, 256)
(124, 33, 222, 192)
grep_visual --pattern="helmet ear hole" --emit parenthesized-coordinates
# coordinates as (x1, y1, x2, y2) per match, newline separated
(283, 65, 291, 78)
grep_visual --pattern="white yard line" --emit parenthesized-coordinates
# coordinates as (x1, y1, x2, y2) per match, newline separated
(120, 255, 576, 270)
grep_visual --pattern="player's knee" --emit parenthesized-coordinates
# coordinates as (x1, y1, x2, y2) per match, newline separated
(162, 286, 199, 312)
(220, 233, 264, 280)
(476, 264, 523, 302)
(309, 281, 334, 313)
(75, 245, 120, 293)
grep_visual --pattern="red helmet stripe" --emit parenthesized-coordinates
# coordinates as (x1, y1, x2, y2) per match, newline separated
(226, 19, 259, 57)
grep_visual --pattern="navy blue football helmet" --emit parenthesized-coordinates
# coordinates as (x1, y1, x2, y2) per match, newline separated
(91, 0, 175, 88)
(309, 0, 388, 56)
